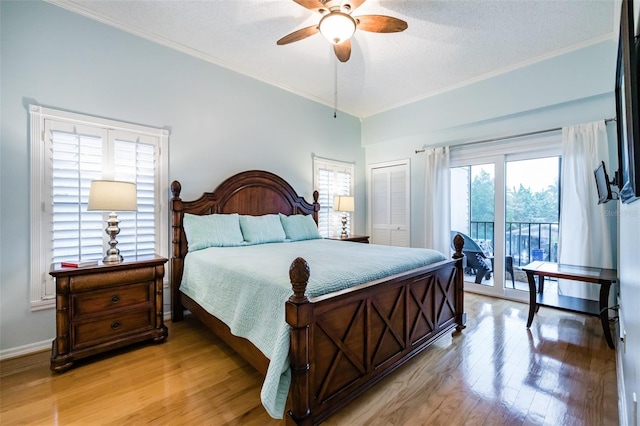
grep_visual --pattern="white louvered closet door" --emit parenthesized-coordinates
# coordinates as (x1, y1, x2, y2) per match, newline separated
(371, 161, 410, 246)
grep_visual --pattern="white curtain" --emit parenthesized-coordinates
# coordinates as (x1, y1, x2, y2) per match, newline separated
(424, 147, 451, 255)
(558, 120, 613, 300)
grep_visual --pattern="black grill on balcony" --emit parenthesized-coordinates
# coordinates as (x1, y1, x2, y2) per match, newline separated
(470, 221, 559, 267)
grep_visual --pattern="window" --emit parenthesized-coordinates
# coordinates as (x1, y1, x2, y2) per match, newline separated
(29, 105, 169, 310)
(313, 156, 355, 238)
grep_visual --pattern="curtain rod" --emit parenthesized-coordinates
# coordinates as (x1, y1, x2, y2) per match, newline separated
(414, 117, 616, 154)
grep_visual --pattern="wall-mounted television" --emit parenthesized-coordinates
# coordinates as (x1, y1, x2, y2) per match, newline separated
(594, 161, 615, 204)
(615, 0, 640, 203)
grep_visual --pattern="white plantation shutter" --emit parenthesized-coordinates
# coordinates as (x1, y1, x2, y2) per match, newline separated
(313, 157, 355, 238)
(30, 105, 168, 310)
(48, 124, 105, 265)
(113, 136, 157, 257)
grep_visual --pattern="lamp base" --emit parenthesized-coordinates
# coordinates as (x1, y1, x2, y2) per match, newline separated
(103, 212, 124, 263)
(103, 253, 124, 263)
(341, 213, 349, 238)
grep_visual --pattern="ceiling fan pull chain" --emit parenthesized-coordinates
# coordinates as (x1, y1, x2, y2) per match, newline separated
(333, 54, 338, 118)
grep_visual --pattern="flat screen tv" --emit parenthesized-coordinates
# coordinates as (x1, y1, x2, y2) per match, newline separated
(594, 161, 613, 204)
(615, 0, 640, 203)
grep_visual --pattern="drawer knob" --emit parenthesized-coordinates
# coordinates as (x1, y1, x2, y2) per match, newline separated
(111, 295, 120, 304)
(111, 321, 121, 330)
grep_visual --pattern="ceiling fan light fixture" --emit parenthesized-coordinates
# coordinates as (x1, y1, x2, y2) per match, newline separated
(319, 11, 356, 45)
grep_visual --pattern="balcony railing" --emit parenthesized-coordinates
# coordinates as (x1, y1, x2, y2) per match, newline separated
(470, 221, 559, 267)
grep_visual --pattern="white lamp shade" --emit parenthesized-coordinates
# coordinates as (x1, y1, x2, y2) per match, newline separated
(334, 195, 355, 212)
(88, 180, 138, 211)
(319, 12, 356, 45)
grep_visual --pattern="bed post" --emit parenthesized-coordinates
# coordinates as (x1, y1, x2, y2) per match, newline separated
(452, 233, 467, 331)
(170, 180, 185, 322)
(312, 190, 320, 225)
(286, 257, 313, 425)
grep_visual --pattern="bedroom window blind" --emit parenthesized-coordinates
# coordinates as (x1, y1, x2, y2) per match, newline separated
(29, 105, 169, 310)
(313, 157, 355, 238)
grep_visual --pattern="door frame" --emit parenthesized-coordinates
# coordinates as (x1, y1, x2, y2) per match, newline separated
(450, 133, 562, 302)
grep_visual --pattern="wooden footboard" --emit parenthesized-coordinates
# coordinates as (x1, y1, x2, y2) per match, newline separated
(287, 235, 465, 425)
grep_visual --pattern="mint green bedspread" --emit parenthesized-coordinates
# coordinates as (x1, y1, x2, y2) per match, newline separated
(180, 239, 447, 418)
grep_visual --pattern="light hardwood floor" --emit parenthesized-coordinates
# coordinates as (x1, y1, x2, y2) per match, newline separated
(1, 293, 618, 425)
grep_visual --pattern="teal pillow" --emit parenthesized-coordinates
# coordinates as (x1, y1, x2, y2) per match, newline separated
(279, 214, 322, 241)
(239, 214, 286, 244)
(183, 213, 244, 251)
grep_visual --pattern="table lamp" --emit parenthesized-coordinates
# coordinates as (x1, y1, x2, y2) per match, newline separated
(334, 195, 354, 238)
(88, 180, 137, 263)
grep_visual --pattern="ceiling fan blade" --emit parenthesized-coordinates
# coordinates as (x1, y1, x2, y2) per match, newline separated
(293, 0, 328, 14)
(333, 40, 351, 62)
(277, 25, 320, 45)
(355, 15, 408, 33)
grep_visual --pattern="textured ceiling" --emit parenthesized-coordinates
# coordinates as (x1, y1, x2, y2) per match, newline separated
(49, 0, 617, 118)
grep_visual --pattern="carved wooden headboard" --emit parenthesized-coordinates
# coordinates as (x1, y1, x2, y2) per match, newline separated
(169, 170, 320, 315)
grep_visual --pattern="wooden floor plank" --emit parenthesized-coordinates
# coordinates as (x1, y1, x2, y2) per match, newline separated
(0, 293, 618, 425)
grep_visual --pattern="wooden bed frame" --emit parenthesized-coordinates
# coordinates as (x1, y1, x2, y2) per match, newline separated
(170, 170, 466, 425)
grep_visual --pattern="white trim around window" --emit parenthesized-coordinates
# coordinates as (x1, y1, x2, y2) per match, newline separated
(313, 156, 356, 238)
(29, 105, 169, 310)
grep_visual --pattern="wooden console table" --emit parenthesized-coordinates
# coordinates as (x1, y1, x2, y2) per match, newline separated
(522, 261, 617, 349)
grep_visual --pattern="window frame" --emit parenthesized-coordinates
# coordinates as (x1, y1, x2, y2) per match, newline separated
(449, 132, 561, 301)
(312, 156, 356, 238)
(29, 105, 169, 310)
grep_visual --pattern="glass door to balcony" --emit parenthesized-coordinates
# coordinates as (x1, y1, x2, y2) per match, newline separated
(505, 156, 561, 292)
(451, 161, 500, 292)
(450, 145, 561, 300)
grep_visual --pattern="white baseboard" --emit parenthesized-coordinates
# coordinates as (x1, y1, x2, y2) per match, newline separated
(617, 319, 628, 426)
(0, 339, 51, 361)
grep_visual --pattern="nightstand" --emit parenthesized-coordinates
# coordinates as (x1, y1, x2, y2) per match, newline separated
(326, 235, 370, 243)
(49, 254, 168, 372)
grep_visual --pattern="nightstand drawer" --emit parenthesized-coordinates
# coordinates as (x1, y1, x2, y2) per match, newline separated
(72, 309, 154, 349)
(71, 281, 153, 318)
(69, 267, 157, 292)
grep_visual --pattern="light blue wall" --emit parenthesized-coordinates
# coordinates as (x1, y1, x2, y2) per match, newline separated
(362, 39, 618, 248)
(0, 1, 362, 354)
(362, 40, 616, 148)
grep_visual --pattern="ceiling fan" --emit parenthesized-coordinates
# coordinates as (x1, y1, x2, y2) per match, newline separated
(276, 0, 408, 62)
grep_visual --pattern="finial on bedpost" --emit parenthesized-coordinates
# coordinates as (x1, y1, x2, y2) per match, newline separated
(312, 191, 320, 225)
(170, 180, 184, 322)
(452, 233, 464, 259)
(286, 256, 312, 424)
(171, 180, 182, 199)
(289, 257, 310, 303)
(451, 232, 467, 332)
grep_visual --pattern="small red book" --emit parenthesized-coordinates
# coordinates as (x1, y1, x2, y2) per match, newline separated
(60, 260, 99, 268)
